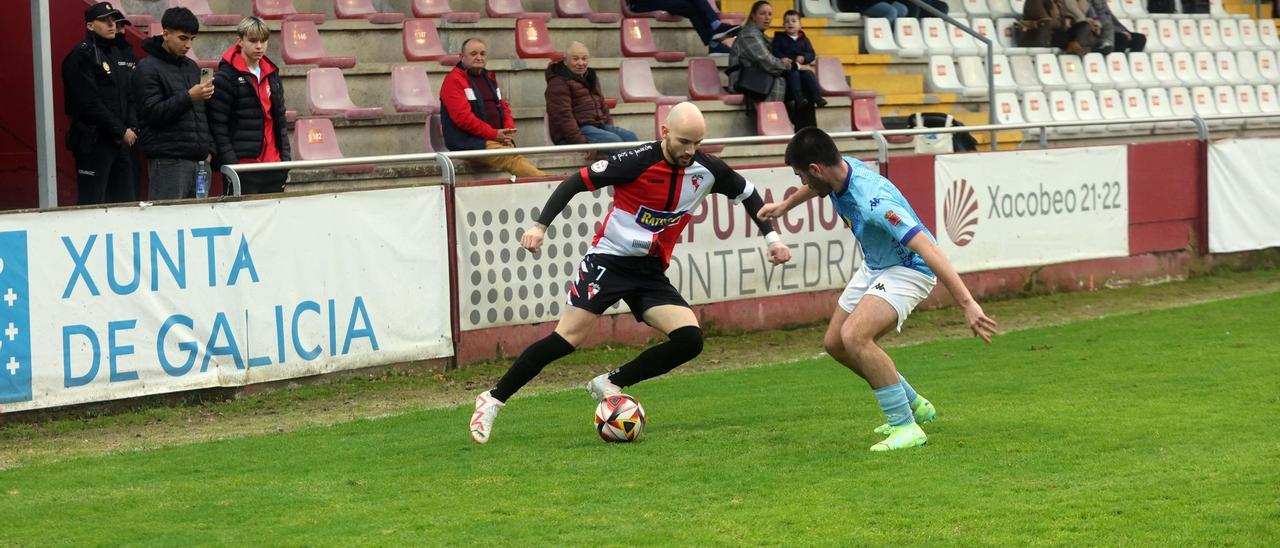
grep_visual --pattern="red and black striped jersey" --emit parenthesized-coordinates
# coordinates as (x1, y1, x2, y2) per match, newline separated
(578, 142, 758, 267)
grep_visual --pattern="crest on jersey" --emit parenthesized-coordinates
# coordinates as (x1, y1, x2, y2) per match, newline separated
(690, 174, 703, 190)
(590, 160, 609, 173)
(885, 210, 903, 226)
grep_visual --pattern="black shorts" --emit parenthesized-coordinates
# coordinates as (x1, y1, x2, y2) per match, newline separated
(566, 254, 689, 322)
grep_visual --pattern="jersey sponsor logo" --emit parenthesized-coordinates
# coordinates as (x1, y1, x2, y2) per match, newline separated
(590, 160, 609, 173)
(634, 205, 686, 233)
(884, 210, 903, 226)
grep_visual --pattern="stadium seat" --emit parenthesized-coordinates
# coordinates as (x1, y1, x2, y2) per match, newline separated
(1193, 52, 1224, 86)
(254, 0, 325, 22)
(621, 1, 682, 22)
(957, 56, 991, 94)
(621, 18, 686, 62)
(1197, 19, 1224, 51)
(424, 113, 445, 151)
(169, 0, 241, 26)
(1155, 20, 1184, 52)
(1238, 19, 1264, 51)
(1149, 52, 1179, 86)
(1257, 51, 1280, 84)
(1047, 90, 1082, 134)
(687, 57, 744, 104)
(821, 0, 862, 21)
(403, 19, 460, 66)
(1235, 51, 1266, 86)
(654, 103, 673, 139)
(1261, 20, 1280, 50)
(1021, 91, 1054, 131)
(515, 18, 562, 61)
(1172, 52, 1201, 85)
(556, 0, 622, 23)
(994, 91, 1029, 125)
(713, 0, 746, 26)
(1144, 87, 1179, 129)
(487, 0, 551, 19)
(801, 0, 836, 18)
(1119, 0, 1154, 19)
(1235, 85, 1260, 118)
(391, 64, 440, 114)
(1034, 53, 1070, 90)
(961, 0, 992, 17)
(307, 68, 384, 119)
(894, 19, 928, 58)
(970, 18, 1001, 53)
(990, 54, 1019, 91)
(755, 101, 793, 136)
(282, 21, 356, 68)
(1190, 86, 1219, 122)
(1219, 19, 1244, 51)
(294, 118, 374, 174)
(412, 0, 480, 23)
(1133, 19, 1163, 52)
(921, 18, 954, 55)
(1121, 88, 1155, 130)
(1255, 85, 1280, 126)
(1167, 86, 1197, 128)
(1008, 0, 1026, 15)
(989, 0, 1017, 17)
(865, 18, 904, 56)
(850, 95, 913, 143)
(1009, 55, 1045, 92)
(1215, 52, 1245, 85)
(1096, 89, 1132, 131)
(619, 59, 687, 104)
(1127, 53, 1159, 88)
(1082, 53, 1115, 88)
(335, 0, 405, 24)
(1104, 53, 1139, 89)
(1058, 55, 1092, 91)
(1177, 20, 1205, 51)
(947, 18, 982, 56)
(1212, 85, 1244, 126)
(927, 55, 983, 96)
(996, 17, 1050, 54)
(112, 3, 154, 27)
(815, 57, 853, 97)
(1072, 89, 1105, 131)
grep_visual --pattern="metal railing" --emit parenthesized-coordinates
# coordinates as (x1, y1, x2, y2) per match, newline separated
(902, 0, 998, 150)
(220, 113, 1280, 194)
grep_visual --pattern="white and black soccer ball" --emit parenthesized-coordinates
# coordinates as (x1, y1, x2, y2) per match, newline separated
(594, 394, 647, 443)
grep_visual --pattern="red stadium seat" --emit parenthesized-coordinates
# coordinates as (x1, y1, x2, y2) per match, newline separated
(334, 0, 405, 24)
(486, 0, 551, 19)
(411, 0, 480, 23)
(424, 113, 446, 151)
(556, 0, 622, 23)
(851, 94, 912, 144)
(755, 101, 792, 136)
(111, 3, 154, 27)
(286, 110, 298, 122)
(620, 59, 688, 104)
(621, 0, 683, 22)
(294, 118, 374, 174)
(687, 57, 744, 105)
(391, 64, 441, 114)
(713, 0, 746, 25)
(654, 103, 673, 138)
(168, 0, 241, 26)
(515, 18, 562, 61)
(815, 56, 852, 97)
(403, 19, 460, 65)
(307, 68, 384, 119)
(282, 21, 356, 68)
(621, 18, 686, 63)
(253, 0, 325, 22)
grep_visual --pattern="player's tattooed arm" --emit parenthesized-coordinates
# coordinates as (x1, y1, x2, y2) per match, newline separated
(523, 172, 589, 253)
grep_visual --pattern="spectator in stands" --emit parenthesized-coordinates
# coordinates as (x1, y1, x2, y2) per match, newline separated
(729, 1, 789, 107)
(1086, 0, 1145, 53)
(771, 10, 826, 111)
(544, 42, 637, 156)
(135, 6, 215, 200)
(208, 16, 290, 195)
(835, 0, 909, 26)
(627, 0, 742, 55)
(440, 38, 547, 178)
(62, 2, 139, 205)
(1016, 0, 1099, 54)
(906, 0, 950, 19)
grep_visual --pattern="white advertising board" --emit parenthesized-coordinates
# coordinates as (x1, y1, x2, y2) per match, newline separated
(934, 146, 1130, 273)
(1207, 139, 1280, 253)
(0, 186, 452, 412)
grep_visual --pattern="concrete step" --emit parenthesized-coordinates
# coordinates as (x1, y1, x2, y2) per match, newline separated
(846, 72, 924, 95)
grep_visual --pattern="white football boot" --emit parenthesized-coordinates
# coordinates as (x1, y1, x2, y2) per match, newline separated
(469, 390, 504, 444)
(586, 373, 622, 402)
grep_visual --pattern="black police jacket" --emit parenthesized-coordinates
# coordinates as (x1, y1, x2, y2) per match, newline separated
(134, 35, 214, 160)
(61, 31, 137, 153)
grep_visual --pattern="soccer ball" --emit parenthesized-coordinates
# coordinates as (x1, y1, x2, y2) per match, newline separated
(594, 394, 647, 442)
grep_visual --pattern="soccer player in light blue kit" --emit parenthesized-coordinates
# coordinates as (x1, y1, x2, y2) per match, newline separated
(759, 128, 998, 451)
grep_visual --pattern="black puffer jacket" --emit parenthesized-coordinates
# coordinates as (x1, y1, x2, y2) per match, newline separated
(134, 35, 214, 160)
(208, 45, 290, 167)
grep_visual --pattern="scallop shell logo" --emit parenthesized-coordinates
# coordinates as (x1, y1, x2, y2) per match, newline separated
(944, 178, 979, 246)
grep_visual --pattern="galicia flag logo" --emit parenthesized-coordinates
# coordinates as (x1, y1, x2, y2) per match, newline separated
(0, 231, 33, 404)
(944, 179, 979, 247)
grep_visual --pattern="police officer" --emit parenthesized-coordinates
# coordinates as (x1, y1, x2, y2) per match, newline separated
(62, 2, 139, 205)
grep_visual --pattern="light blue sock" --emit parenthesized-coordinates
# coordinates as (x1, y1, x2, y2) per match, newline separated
(898, 374, 920, 405)
(874, 382, 914, 427)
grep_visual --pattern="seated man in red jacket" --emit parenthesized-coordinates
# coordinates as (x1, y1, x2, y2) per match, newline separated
(440, 38, 546, 178)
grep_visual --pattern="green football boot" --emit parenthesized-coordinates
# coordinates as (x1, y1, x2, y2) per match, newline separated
(874, 395, 936, 434)
(870, 422, 928, 452)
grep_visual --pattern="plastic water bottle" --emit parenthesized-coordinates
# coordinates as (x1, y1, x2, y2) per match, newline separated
(195, 161, 209, 199)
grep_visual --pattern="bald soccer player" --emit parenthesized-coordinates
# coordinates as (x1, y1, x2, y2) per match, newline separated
(469, 103, 792, 444)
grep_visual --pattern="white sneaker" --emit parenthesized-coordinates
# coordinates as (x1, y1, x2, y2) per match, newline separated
(469, 390, 504, 444)
(586, 373, 622, 402)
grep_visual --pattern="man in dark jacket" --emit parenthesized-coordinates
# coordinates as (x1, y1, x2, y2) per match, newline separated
(62, 2, 139, 205)
(544, 42, 637, 156)
(135, 7, 215, 200)
(439, 38, 546, 178)
(208, 16, 290, 195)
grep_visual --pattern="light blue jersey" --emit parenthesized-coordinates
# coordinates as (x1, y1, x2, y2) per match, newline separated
(829, 157, 936, 278)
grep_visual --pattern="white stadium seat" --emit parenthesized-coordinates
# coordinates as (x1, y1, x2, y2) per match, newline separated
(1105, 53, 1139, 89)
(1083, 53, 1116, 88)
(961, 0, 991, 17)
(1194, 51, 1224, 86)
(894, 18, 928, 58)
(1235, 85, 1260, 117)
(1021, 91, 1054, 129)
(1128, 52, 1160, 88)
(922, 18, 954, 55)
(957, 56, 991, 93)
(1173, 52, 1203, 85)
(1212, 85, 1244, 126)
(1255, 85, 1280, 126)
(1255, 50, 1279, 84)
(1261, 20, 1280, 50)
(1047, 90, 1082, 133)
(865, 18, 910, 56)
(1097, 89, 1132, 131)
(1059, 54, 1093, 91)
(988, 0, 1017, 17)
(1122, 88, 1155, 130)
(990, 54, 1020, 91)
(1035, 53, 1070, 90)
(1198, 19, 1224, 51)
(1215, 52, 1245, 85)
(971, 18, 1001, 52)
(1072, 89, 1106, 131)
(994, 91, 1028, 124)
(948, 18, 983, 56)
(1134, 19, 1163, 52)
(927, 55, 985, 96)
(1218, 19, 1245, 51)
(1155, 20, 1184, 51)
(1168, 86, 1199, 128)
(1150, 52, 1181, 86)
(1010, 55, 1045, 92)
(1144, 87, 1181, 129)
(1235, 51, 1266, 85)
(1238, 19, 1264, 51)
(1177, 19, 1205, 51)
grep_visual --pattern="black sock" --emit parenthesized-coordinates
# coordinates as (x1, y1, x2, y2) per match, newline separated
(609, 326, 704, 388)
(491, 332, 576, 402)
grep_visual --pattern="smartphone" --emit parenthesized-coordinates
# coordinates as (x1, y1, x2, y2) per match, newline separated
(200, 68, 213, 83)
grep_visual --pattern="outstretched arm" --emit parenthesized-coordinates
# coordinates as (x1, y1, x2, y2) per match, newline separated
(757, 184, 819, 221)
(739, 190, 791, 265)
(905, 232, 998, 343)
(520, 172, 588, 253)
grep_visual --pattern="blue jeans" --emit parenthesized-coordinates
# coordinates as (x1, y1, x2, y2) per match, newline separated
(862, 2, 909, 25)
(629, 0, 723, 45)
(785, 69, 822, 103)
(577, 124, 640, 155)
